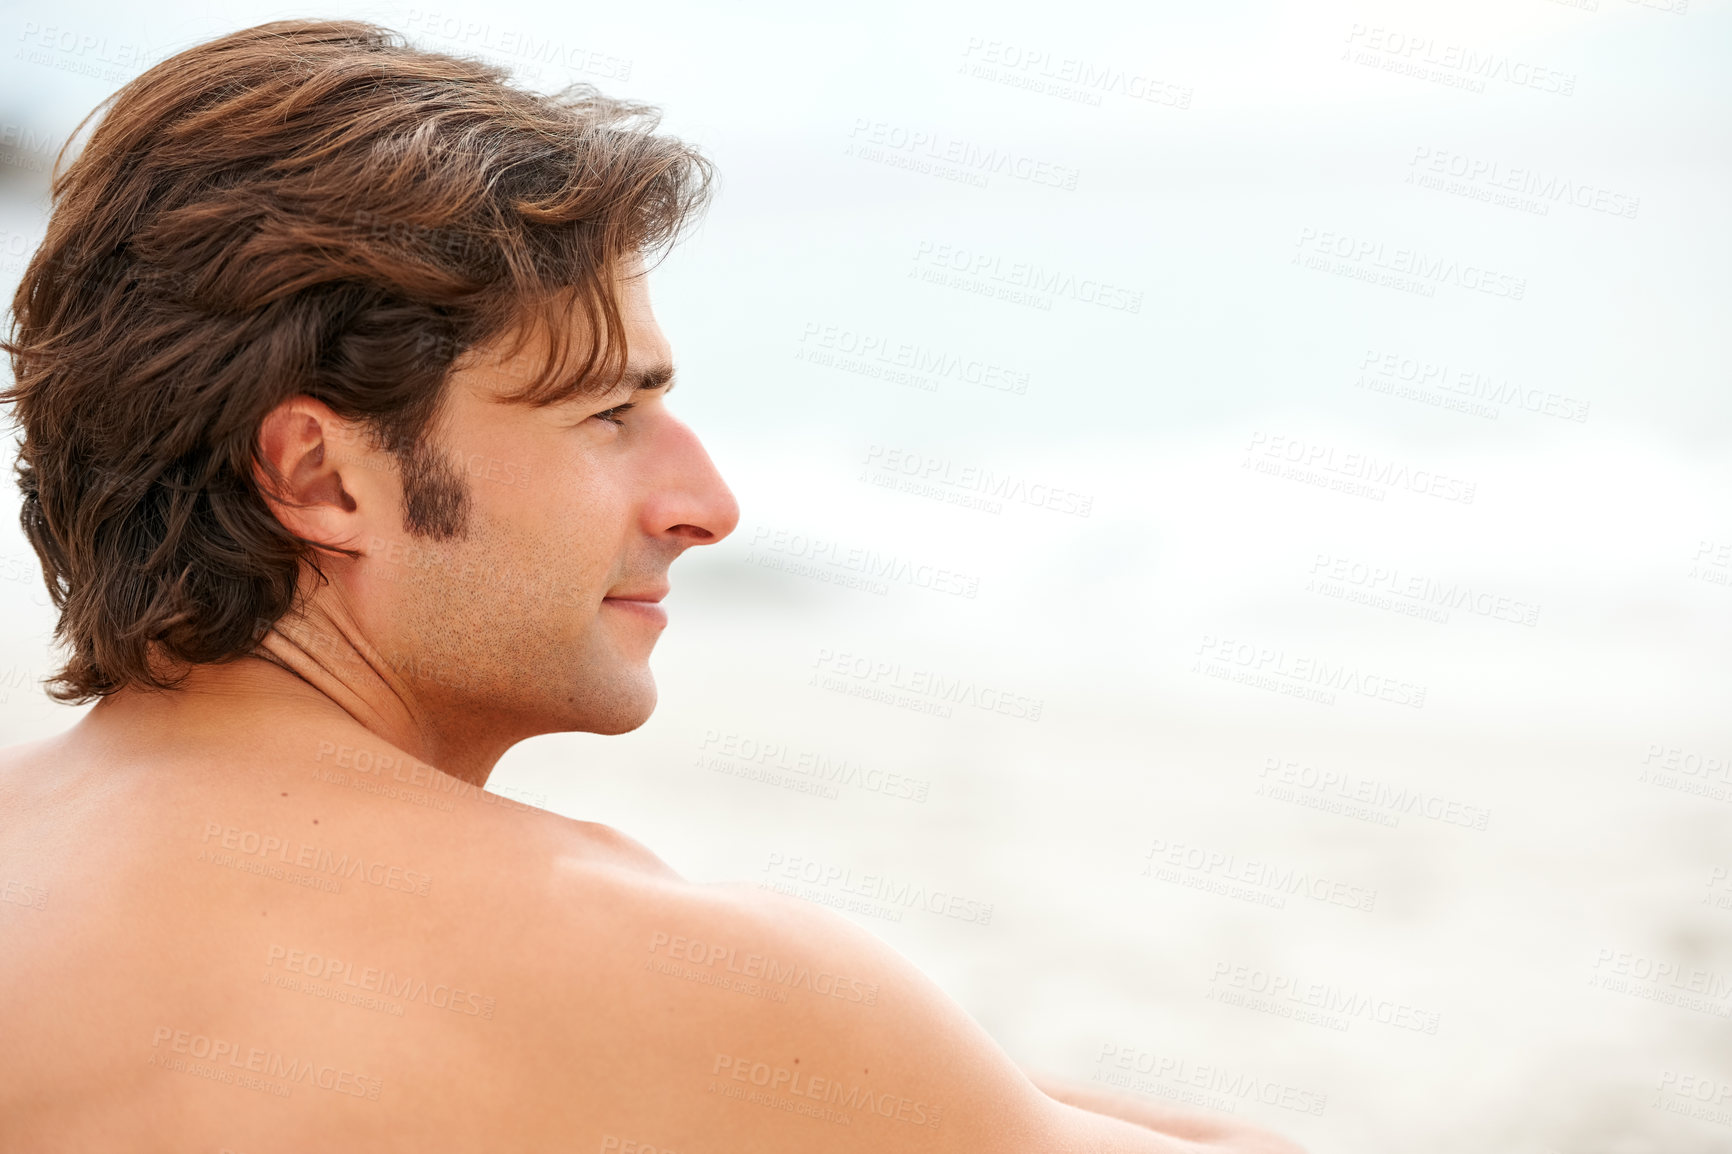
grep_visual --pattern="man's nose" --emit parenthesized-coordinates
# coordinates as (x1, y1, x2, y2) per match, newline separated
(651, 415, 739, 546)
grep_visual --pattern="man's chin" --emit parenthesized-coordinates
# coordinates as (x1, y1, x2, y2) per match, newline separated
(583, 708, 654, 736)
(567, 676, 657, 736)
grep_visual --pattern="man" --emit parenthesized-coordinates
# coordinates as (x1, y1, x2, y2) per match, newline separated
(0, 19, 1306, 1153)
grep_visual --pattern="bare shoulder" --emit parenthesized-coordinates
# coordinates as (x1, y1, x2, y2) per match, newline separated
(489, 836, 1204, 1153)
(554, 813, 682, 880)
(0, 733, 1212, 1153)
(0, 735, 72, 800)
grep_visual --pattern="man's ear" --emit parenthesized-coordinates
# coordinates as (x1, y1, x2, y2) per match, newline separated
(253, 396, 373, 549)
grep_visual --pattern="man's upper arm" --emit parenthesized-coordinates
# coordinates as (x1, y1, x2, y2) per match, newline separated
(525, 867, 1209, 1153)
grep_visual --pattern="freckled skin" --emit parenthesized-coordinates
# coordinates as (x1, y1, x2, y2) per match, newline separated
(0, 261, 1306, 1154)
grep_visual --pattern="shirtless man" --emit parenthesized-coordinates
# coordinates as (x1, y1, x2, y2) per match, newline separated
(0, 19, 1307, 1153)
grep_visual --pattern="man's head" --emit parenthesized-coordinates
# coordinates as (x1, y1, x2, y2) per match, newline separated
(1, 19, 737, 743)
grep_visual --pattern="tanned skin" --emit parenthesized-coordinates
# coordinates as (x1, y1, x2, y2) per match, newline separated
(0, 260, 1307, 1154)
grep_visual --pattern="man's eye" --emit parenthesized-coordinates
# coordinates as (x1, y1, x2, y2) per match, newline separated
(591, 402, 635, 427)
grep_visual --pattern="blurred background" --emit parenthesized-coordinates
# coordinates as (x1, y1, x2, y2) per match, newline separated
(2, 0, 1729, 1150)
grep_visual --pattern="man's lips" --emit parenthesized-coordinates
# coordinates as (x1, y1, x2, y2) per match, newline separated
(605, 586, 669, 603)
(602, 587, 669, 626)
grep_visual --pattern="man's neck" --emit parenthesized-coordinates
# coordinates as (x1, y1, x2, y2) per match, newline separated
(76, 652, 508, 787)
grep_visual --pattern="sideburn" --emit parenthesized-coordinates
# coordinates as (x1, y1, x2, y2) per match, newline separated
(396, 440, 472, 540)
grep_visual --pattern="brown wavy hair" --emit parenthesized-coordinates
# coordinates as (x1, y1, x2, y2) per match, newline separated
(0, 19, 715, 703)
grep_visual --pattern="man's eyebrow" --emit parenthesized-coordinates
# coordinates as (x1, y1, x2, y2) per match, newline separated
(537, 360, 675, 407)
(621, 361, 676, 394)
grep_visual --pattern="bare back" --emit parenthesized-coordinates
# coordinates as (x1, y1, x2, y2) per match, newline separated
(0, 710, 1199, 1153)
